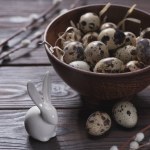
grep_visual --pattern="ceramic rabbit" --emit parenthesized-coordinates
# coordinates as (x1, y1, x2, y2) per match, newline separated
(24, 71, 58, 142)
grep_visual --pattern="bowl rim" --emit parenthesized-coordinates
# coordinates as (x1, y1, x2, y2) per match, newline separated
(44, 4, 150, 78)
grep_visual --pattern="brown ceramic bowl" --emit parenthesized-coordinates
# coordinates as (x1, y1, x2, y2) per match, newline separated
(44, 4, 150, 104)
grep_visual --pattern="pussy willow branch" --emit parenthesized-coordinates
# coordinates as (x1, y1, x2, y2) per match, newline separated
(0, 0, 61, 48)
(119, 124, 150, 150)
(0, 31, 44, 61)
(0, 0, 85, 61)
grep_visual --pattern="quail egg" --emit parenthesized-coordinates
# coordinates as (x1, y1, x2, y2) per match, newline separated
(136, 38, 150, 65)
(63, 41, 84, 64)
(100, 22, 117, 30)
(115, 45, 137, 64)
(124, 32, 136, 46)
(86, 111, 111, 136)
(84, 41, 109, 67)
(79, 12, 100, 33)
(98, 28, 125, 52)
(69, 61, 90, 71)
(82, 32, 98, 47)
(60, 27, 82, 48)
(124, 60, 145, 72)
(94, 57, 124, 73)
(113, 101, 138, 128)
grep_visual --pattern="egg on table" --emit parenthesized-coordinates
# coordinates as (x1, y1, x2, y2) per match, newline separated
(86, 111, 111, 136)
(115, 45, 137, 64)
(112, 101, 138, 128)
(84, 41, 109, 67)
(63, 41, 84, 64)
(94, 57, 124, 73)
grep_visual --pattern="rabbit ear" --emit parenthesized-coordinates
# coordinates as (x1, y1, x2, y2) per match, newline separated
(42, 71, 51, 104)
(27, 81, 43, 109)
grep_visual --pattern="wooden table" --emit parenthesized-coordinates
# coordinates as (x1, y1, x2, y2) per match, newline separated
(0, 0, 150, 149)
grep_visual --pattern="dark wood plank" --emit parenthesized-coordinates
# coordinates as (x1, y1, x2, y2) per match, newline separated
(0, 108, 150, 150)
(0, 66, 149, 109)
(0, 66, 81, 109)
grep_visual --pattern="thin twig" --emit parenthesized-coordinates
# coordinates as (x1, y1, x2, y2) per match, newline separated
(0, 1, 61, 48)
(0, 0, 85, 62)
(119, 125, 150, 150)
(0, 31, 44, 60)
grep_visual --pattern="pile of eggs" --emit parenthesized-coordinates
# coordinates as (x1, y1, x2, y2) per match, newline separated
(55, 11, 150, 73)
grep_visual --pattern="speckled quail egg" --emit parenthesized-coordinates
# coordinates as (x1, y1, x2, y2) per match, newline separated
(60, 27, 82, 48)
(69, 61, 90, 71)
(86, 111, 111, 136)
(100, 22, 117, 30)
(84, 41, 109, 67)
(82, 32, 98, 47)
(63, 41, 84, 64)
(94, 57, 124, 73)
(113, 101, 138, 128)
(124, 32, 136, 46)
(124, 60, 145, 72)
(115, 45, 137, 64)
(136, 38, 150, 65)
(79, 12, 100, 33)
(98, 28, 125, 53)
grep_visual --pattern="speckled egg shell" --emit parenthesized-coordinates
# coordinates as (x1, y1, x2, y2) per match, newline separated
(100, 22, 117, 30)
(79, 12, 100, 33)
(86, 111, 111, 136)
(136, 38, 150, 65)
(69, 61, 90, 71)
(82, 32, 98, 47)
(115, 45, 137, 64)
(94, 57, 124, 73)
(98, 28, 125, 51)
(84, 41, 109, 67)
(125, 60, 145, 72)
(113, 101, 138, 128)
(124, 32, 136, 46)
(63, 41, 84, 64)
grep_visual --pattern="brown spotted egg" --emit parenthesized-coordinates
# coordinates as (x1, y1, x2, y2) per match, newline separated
(94, 57, 124, 73)
(84, 41, 109, 67)
(100, 22, 117, 30)
(69, 61, 90, 71)
(113, 101, 138, 128)
(63, 41, 84, 64)
(98, 28, 125, 53)
(136, 38, 150, 65)
(115, 45, 137, 64)
(79, 12, 100, 33)
(82, 32, 98, 47)
(124, 32, 136, 46)
(86, 111, 111, 136)
(125, 60, 145, 72)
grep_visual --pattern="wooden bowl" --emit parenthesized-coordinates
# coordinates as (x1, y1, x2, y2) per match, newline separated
(44, 4, 150, 104)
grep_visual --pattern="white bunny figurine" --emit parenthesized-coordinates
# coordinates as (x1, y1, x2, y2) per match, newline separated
(24, 71, 58, 142)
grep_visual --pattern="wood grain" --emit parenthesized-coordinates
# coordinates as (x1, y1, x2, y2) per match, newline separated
(0, 66, 81, 109)
(0, 108, 150, 150)
(0, 0, 150, 149)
